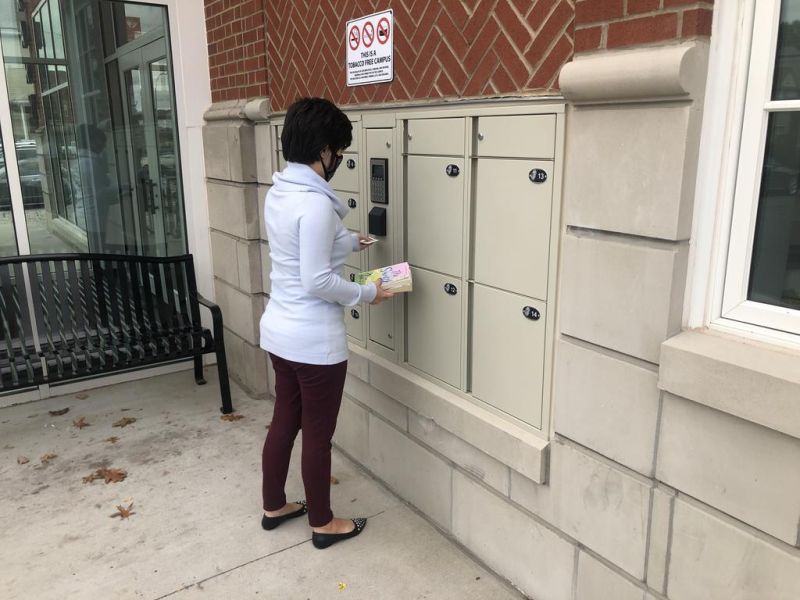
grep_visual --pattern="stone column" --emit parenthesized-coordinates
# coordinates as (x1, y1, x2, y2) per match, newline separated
(202, 98, 271, 397)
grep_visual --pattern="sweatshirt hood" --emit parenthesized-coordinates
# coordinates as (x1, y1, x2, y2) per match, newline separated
(273, 162, 348, 220)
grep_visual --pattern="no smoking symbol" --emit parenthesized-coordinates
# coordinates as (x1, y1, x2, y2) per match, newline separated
(348, 25, 360, 50)
(362, 21, 375, 47)
(377, 17, 390, 44)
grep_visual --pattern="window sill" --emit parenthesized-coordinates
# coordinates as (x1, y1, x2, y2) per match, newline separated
(348, 343, 550, 484)
(659, 329, 800, 440)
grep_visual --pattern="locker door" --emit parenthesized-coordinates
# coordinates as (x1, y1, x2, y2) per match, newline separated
(341, 192, 361, 231)
(406, 267, 462, 388)
(476, 115, 556, 159)
(367, 224, 394, 349)
(407, 118, 465, 156)
(366, 128, 396, 350)
(406, 155, 465, 277)
(470, 284, 546, 428)
(343, 266, 366, 342)
(330, 153, 360, 192)
(473, 159, 553, 300)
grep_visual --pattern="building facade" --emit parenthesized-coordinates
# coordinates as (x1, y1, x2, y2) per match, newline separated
(0, 1, 797, 598)
(199, 1, 799, 599)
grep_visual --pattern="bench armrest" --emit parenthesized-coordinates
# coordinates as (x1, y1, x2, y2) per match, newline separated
(195, 293, 224, 335)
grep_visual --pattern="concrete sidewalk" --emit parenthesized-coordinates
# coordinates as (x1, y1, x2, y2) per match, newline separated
(0, 369, 526, 600)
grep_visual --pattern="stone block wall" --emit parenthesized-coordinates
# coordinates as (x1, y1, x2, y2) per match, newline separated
(203, 99, 271, 397)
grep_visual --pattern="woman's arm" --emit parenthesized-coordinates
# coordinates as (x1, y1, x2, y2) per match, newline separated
(298, 196, 377, 306)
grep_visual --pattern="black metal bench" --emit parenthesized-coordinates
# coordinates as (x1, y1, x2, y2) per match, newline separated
(0, 253, 233, 413)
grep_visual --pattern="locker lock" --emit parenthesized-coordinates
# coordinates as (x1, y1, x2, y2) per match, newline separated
(444, 283, 458, 296)
(445, 164, 460, 177)
(347, 159, 356, 169)
(348, 198, 357, 209)
(351, 309, 360, 319)
(522, 306, 541, 321)
(528, 169, 548, 184)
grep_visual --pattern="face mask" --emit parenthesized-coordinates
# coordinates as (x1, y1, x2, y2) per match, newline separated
(321, 152, 343, 182)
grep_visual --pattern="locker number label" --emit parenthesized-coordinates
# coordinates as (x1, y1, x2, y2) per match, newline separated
(528, 168, 548, 184)
(444, 283, 458, 295)
(347, 159, 356, 169)
(522, 306, 541, 321)
(351, 309, 360, 319)
(445, 164, 460, 177)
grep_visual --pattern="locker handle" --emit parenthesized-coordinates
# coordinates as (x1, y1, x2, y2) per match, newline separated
(522, 306, 540, 321)
(477, 133, 485, 141)
(351, 309, 360, 319)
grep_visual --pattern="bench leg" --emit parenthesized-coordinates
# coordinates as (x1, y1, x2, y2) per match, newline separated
(194, 353, 206, 385)
(215, 343, 233, 414)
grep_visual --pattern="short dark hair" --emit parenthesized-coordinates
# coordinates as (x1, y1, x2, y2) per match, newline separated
(281, 98, 352, 164)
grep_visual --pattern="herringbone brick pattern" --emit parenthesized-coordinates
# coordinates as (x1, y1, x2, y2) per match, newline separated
(265, 0, 575, 110)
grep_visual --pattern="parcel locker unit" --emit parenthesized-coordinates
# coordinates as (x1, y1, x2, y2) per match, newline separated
(399, 105, 563, 434)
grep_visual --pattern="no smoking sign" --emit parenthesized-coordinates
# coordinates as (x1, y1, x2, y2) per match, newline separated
(346, 9, 393, 87)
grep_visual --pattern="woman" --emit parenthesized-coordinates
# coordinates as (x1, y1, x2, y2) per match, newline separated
(259, 97, 393, 549)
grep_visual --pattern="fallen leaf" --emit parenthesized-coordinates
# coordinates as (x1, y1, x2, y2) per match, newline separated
(73, 417, 90, 429)
(113, 417, 137, 428)
(75, 393, 89, 400)
(49, 408, 70, 416)
(105, 437, 120, 444)
(110, 502, 135, 519)
(220, 414, 244, 422)
(83, 467, 128, 484)
(330, 476, 340, 485)
(338, 582, 347, 591)
(17, 456, 29, 465)
(40, 453, 57, 465)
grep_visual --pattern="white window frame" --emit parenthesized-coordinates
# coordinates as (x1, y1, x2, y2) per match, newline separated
(687, 0, 800, 347)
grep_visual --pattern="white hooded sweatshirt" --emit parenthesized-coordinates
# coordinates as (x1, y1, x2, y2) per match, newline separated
(259, 162, 377, 365)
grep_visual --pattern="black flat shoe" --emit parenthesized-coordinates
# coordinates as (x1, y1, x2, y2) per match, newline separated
(311, 518, 367, 549)
(261, 501, 307, 531)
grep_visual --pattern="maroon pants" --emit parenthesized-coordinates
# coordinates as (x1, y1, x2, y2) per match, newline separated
(262, 353, 348, 527)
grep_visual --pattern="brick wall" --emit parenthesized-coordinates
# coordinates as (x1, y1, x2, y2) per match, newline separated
(205, 0, 269, 102)
(264, 0, 574, 111)
(575, 0, 713, 53)
(203, 1, 715, 109)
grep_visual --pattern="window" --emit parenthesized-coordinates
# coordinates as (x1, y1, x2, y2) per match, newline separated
(707, 0, 800, 339)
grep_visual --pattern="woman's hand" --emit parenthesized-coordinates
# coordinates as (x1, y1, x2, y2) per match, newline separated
(358, 233, 376, 251)
(371, 279, 394, 305)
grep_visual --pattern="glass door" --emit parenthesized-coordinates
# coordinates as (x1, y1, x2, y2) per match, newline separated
(118, 38, 184, 257)
(0, 0, 187, 258)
